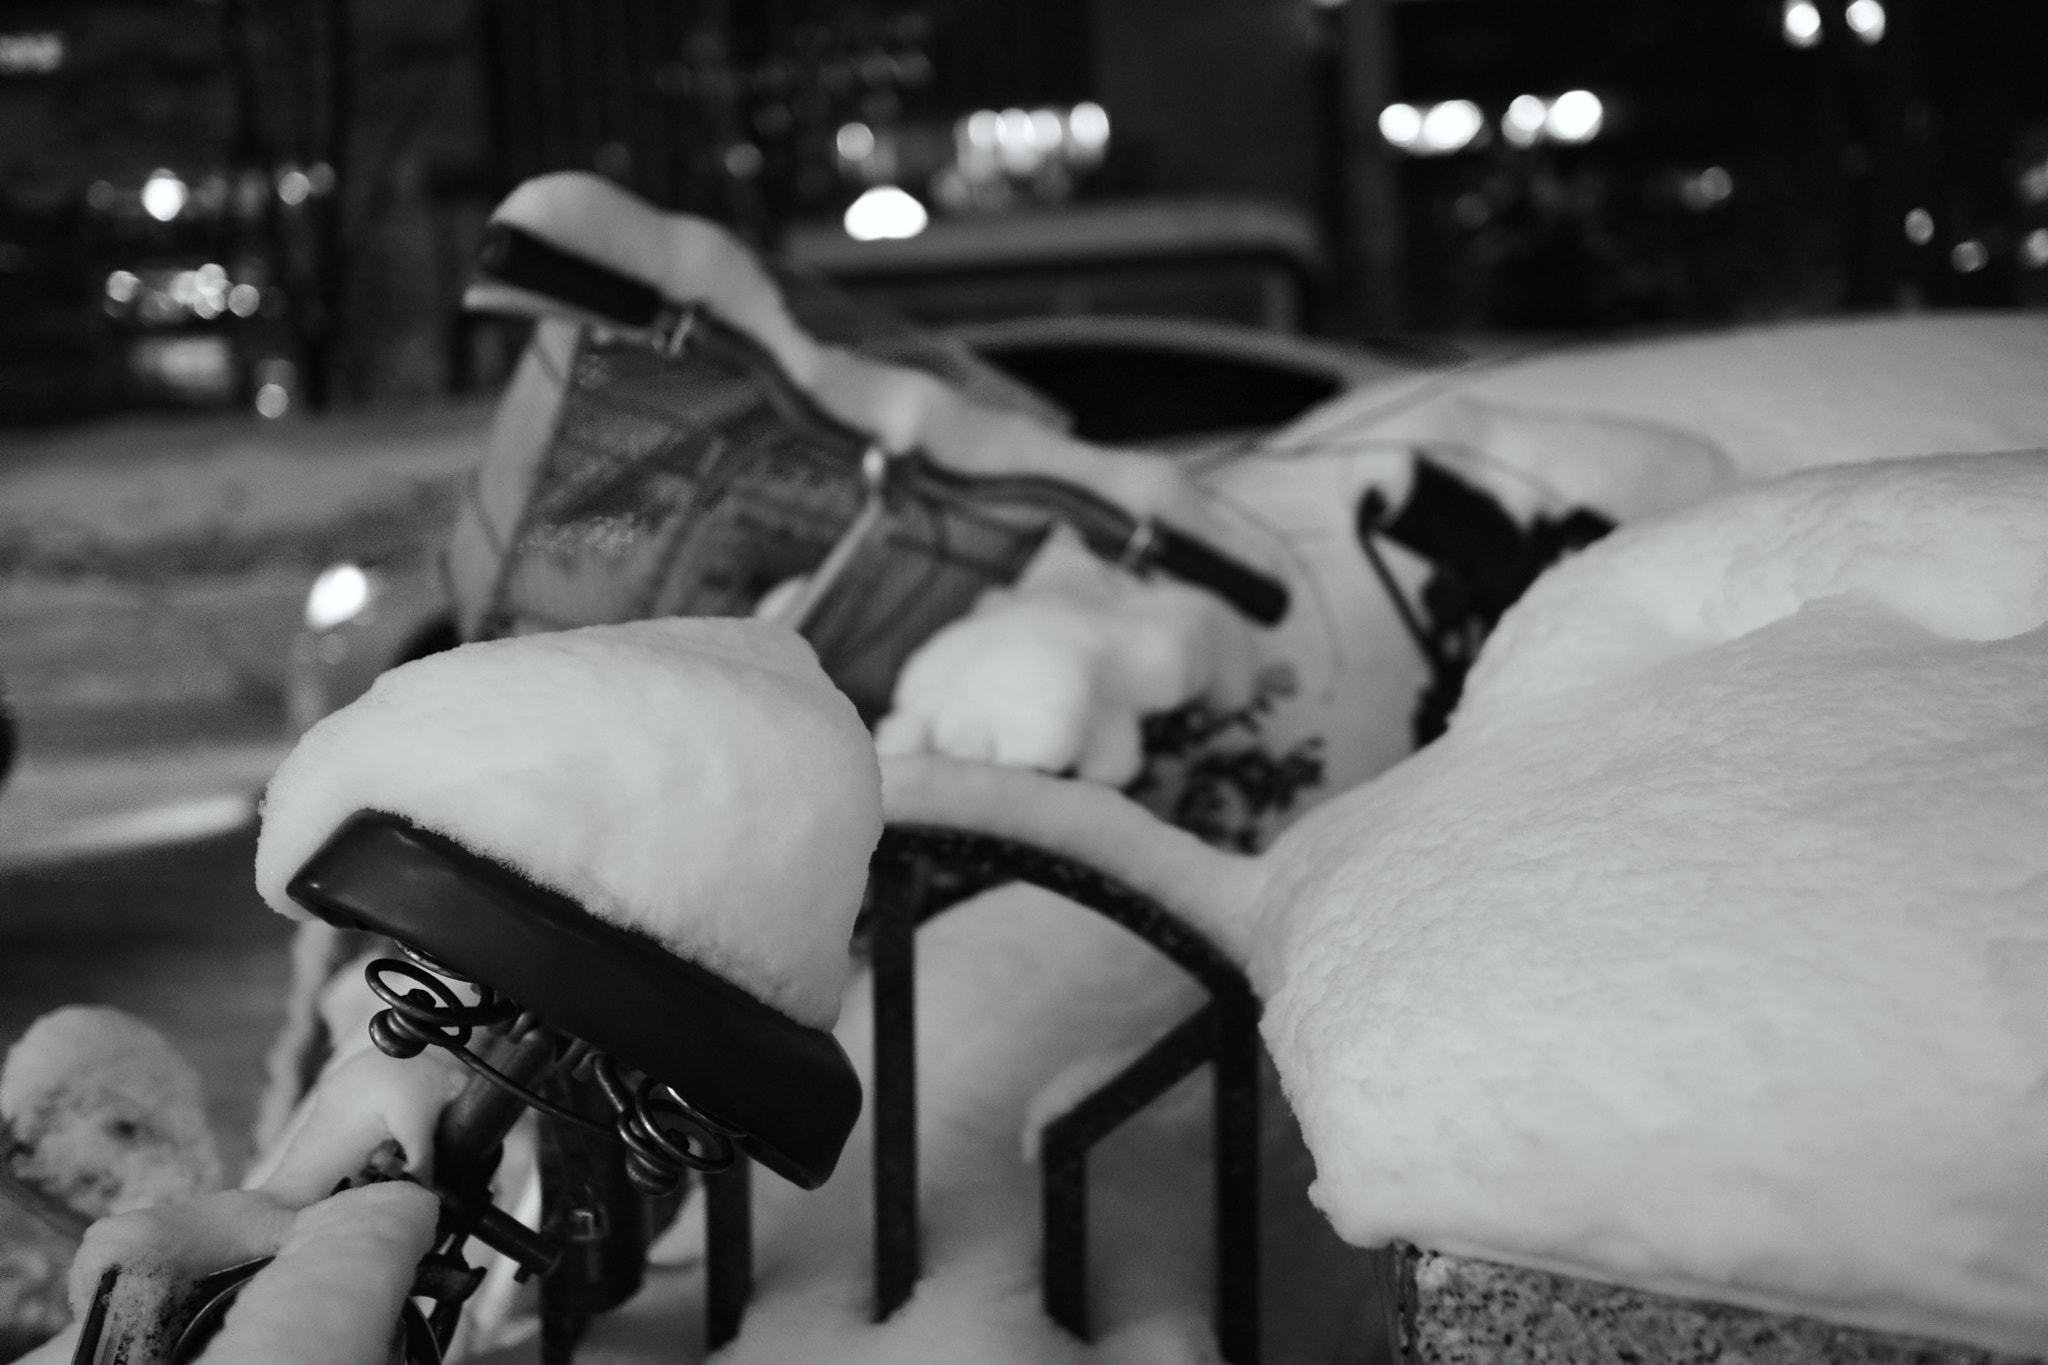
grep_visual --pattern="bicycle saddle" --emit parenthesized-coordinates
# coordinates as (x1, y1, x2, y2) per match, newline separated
(287, 809, 860, 1190)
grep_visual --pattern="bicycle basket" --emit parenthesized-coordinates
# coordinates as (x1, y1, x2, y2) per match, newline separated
(451, 269, 1065, 721)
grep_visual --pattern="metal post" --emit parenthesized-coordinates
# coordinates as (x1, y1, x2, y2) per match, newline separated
(704, 1158, 752, 1348)
(1212, 991, 1261, 1365)
(1039, 1006, 1218, 1343)
(870, 860, 923, 1320)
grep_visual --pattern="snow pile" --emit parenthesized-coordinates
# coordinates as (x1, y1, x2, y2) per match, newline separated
(1457, 449, 2048, 719)
(1282, 313, 2048, 488)
(1, 1006, 222, 1220)
(1249, 451, 2048, 1353)
(255, 617, 881, 1030)
(877, 536, 1258, 785)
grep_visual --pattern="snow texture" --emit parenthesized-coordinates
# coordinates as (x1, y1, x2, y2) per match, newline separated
(1250, 451, 2048, 1353)
(62, 1189, 296, 1364)
(198, 1181, 439, 1365)
(243, 1045, 465, 1208)
(1, 1006, 221, 1220)
(255, 616, 881, 1030)
(876, 534, 1258, 785)
(474, 173, 1275, 571)
(1280, 314, 2048, 494)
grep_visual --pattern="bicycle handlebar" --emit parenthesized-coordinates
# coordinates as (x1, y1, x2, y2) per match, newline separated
(475, 223, 1289, 627)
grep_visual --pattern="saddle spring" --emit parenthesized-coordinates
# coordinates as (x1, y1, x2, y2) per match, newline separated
(363, 946, 735, 1194)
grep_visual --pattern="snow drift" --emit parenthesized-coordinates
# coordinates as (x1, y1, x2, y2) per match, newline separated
(1250, 450, 2048, 1352)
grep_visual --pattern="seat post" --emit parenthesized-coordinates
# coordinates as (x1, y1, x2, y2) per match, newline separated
(705, 1159, 753, 1348)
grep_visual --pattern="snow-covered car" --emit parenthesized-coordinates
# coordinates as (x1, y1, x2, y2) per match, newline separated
(284, 311, 1426, 734)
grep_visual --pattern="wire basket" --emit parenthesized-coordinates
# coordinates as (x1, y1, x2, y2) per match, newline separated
(463, 272, 1061, 721)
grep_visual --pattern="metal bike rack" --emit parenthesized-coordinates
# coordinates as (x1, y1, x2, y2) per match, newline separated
(866, 826, 1263, 1365)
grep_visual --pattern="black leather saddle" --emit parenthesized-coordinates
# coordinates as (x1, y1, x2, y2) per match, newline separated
(286, 809, 862, 1190)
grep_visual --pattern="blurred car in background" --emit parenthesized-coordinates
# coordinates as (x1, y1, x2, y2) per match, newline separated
(284, 555, 459, 735)
(284, 313, 1429, 733)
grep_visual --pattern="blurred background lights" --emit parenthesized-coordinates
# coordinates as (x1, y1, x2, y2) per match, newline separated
(996, 107, 1035, 149)
(277, 168, 311, 206)
(722, 143, 764, 179)
(104, 270, 139, 304)
(0, 31, 65, 75)
(227, 283, 261, 317)
(1029, 108, 1064, 153)
(1904, 207, 1936, 244)
(1782, 0, 1823, 47)
(944, 101, 1110, 206)
(843, 185, 928, 241)
(1680, 165, 1735, 211)
(995, 107, 1042, 173)
(1418, 99, 1484, 154)
(1951, 239, 1989, 273)
(2016, 159, 2048, 205)
(1067, 102, 1109, 155)
(2022, 228, 2048, 269)
(1844, 0, 1887, 43)
(1502, 95, 1548, 148)
(1378, 103, 1423, 151)
(835, 121, 876, 162)
(256, 384, 291, 419)
(141, 170, 187, 222)
(1544, 89, 1604, 144)
(305, 563, 369, 629)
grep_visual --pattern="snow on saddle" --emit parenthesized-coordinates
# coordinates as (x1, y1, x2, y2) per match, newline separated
(255, 616, 878, 1188)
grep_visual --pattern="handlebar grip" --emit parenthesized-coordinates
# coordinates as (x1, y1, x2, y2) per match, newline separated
(478, 223, 667, 331)
(1143, 523, 1290, 626)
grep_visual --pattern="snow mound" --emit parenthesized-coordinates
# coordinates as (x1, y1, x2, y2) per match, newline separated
(877, 535, 1257, 785)
(1, 1006, 221, 1220)
(255, 617, 881, 1030)
(1283, 313, 2048, 488)
(1459, 450, 2048, 721)
(1250, 451, 2048, 1353)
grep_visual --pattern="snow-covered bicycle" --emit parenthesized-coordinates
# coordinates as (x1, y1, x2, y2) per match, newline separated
(38, 175, 1619, 1365)
(46, 177, 1306, 1365)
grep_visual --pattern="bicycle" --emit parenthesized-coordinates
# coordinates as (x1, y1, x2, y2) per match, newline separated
(57, 176, 1296, 1365)
(51, 175, 1620, 1365)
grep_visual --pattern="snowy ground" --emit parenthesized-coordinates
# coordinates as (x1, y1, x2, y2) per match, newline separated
(0, 403, 484, 867)
(0, 406, 482, 1359)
